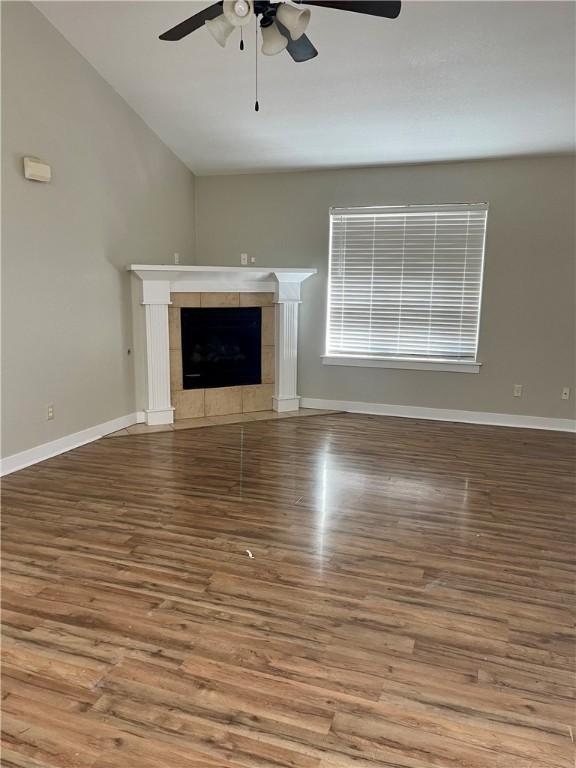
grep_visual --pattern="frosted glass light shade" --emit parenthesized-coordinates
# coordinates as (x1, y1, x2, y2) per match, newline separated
(223, 0, 253, 27)
(275, 3, 310, 40)
(261, 21, 288, 55)
(205, 14, 235, 47)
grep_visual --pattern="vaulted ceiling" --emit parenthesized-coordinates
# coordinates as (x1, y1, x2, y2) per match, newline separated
(37, 1, 575, 174)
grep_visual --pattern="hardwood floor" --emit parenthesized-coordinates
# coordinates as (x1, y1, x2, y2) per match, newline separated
(1, 413, 575, 768)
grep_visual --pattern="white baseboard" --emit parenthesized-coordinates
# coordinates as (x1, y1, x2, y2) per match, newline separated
(300, 398, 576, 433)
(0, 412, 143, 476)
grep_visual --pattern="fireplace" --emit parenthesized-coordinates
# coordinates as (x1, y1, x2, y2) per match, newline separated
(129, 266, 317, 425)
(181, 307, 262, 390)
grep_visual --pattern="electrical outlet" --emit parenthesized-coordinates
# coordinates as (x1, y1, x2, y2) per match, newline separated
(47, 404, 54, 420)
(174, 252, 180, 265)
(250, 256, 256, 264)
(240, 253, 248, 265)
(561, 387, 571, 400)
(513, 384, 523, 398)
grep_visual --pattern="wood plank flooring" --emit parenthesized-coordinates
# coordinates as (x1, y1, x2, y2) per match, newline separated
(1, 413, 575, 768)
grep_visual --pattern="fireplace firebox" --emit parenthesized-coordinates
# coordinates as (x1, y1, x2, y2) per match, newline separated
(180, 307, 262, 390)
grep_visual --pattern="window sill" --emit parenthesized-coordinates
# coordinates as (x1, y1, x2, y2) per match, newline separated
(322, 355, 481, 373)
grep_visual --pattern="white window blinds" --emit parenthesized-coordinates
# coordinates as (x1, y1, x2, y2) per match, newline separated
(326, 204, 488, 362)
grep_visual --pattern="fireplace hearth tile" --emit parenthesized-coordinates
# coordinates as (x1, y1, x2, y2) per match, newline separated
(168, 308, 181, 349)
(242, 383, 274, 413)
(208, 413, 255, 426)
(170, 349, 183, 392)
(261, 307, 275, 347)
(127, 423, 174, 435)
(173, 389, 205, 419)
(205, 386, 242, 416)
(171, 292, 201, 308)
(200, 292, 240, 308)
(262, 346, 275, 384)
(172, 417, 214, 430)
(240, 292, 274, 307)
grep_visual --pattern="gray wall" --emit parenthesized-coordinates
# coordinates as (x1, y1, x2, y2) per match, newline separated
(1, 2, 195, 458)
(196, 155, 575, 419)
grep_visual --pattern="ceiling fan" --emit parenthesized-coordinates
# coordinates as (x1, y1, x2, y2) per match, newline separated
(159, 1, 401, 63)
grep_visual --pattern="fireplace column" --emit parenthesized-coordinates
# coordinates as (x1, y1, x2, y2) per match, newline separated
(273, 276, 304, 413)
(141, 280, 174, 426)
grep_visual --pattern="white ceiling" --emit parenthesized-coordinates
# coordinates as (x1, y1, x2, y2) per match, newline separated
(36, 1, 575, 175)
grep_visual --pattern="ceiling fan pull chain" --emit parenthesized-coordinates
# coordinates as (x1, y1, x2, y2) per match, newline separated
(254, 18, 259, 112)
(240, 27, 244, 51)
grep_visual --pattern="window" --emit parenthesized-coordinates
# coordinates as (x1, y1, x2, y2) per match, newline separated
(324, 203, 488, 372)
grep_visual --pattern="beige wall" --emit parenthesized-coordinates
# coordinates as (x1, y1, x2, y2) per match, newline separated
(196, 155, 575, 419)
(1, 2, 195, 458)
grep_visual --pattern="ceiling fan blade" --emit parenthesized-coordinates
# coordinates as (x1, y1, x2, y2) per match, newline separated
(294, 0, 400, 19)
(159, 2, 223, 40)
(276, 19, 318, 62)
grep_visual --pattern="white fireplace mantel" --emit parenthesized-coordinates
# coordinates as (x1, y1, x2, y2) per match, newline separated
(128, 265, 317, 425)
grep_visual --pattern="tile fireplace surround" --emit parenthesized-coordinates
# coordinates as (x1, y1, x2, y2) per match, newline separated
(129, 266, 317, 426)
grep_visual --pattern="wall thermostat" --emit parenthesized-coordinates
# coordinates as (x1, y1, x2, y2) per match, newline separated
(23, 156, 52, 183)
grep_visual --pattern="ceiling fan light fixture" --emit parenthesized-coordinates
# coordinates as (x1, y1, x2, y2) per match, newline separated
(260, 19, 288, 55)
(205, 14, 235, 46)
(223, 0, 254, 27)
(275, 3, 310, 40)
